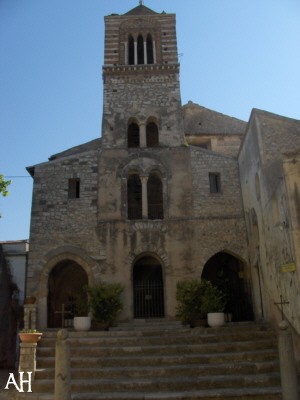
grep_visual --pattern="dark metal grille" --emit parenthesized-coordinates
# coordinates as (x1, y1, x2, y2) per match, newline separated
(133, 280, 164, 318)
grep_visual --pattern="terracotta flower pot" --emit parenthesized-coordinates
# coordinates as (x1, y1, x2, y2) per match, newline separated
(18, 333, 43, 343)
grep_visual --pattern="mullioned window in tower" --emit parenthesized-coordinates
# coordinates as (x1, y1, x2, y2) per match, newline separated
(147, 173, 163, 220)
(128, 35, 134, 65)
(128, 122, 140, 148)
(127, 174, 142, 220)
(146, 122, 159, 147)
(127, 33, 154, 65)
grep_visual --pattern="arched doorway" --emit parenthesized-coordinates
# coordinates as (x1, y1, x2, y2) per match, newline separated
(47, 260, 88, 328)
(133, 255, 164, 318)
(201, 252, 253, 321)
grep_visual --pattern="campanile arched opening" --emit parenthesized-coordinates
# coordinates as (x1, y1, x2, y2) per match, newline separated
(47, 260, 88, 328)
(133, 255, 164, 318)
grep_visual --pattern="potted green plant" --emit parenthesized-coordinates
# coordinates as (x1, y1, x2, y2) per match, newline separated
(73, 289, 91, 331)
(201, 280, 227, 327)
(87, 282, 123, 330)
(18, 329, 43, 343)
(176, 279, 208, 327)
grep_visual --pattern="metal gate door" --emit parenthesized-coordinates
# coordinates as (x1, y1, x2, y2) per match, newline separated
(133, 280, 164, 318)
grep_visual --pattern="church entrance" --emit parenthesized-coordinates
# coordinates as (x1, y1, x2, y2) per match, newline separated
(201, 252, 253, 321)
(47, 260, 88, 328)
(133, 256, 164, 318)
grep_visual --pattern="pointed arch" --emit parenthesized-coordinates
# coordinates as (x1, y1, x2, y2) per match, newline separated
(37, 246, 96, 329)
(48, 260, 88, 328)
(201, 251, 253, 322)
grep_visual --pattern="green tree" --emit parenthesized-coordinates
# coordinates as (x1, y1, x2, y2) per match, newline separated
(0, 174, 11, 218)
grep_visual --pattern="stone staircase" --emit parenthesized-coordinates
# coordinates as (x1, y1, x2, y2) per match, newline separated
(22, 320, 283, 399)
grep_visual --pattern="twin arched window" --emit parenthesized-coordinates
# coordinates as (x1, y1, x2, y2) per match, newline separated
(127, 172, 163, 220)
(128, 123, 140, 148)
(128, 121, 159, 148)
(128, 33, 154, 65)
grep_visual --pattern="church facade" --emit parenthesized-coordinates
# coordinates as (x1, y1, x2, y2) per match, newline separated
(26, 4, 300, 337)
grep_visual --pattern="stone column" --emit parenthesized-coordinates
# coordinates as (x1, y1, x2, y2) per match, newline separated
(143, 41, 147, 64)
(141, 176, 148, 219)
(134, 41, 138, 65)
(153, 41, 157, 64)
(54, 329, 71, 400)
(278, 320, 299, 400)
(140, 123, 147, 148)
(124, 42, 128, 65)
(18, 343, 37, 379)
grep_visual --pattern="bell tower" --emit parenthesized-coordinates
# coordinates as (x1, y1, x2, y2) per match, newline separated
(101, 3, 184, 148)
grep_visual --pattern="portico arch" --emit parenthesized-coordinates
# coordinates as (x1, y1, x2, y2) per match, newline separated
(201, 251, 253, 321)
(48, 260, 88, 328)
(38, 247, 96, 329)
(132, 254, 164, 318)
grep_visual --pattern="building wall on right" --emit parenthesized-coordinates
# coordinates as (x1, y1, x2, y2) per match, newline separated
(238, 109, 300, 337)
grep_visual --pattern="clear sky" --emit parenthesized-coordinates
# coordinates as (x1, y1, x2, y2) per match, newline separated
(0, 0, 300, 241)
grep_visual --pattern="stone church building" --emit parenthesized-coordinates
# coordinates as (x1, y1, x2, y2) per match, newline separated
(26, 3, 300, 337)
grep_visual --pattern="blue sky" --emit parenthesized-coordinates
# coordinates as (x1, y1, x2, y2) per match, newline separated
(0, 0, 300, 241)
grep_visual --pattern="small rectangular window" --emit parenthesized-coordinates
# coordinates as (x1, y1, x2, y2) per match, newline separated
(68, 178, 80, 199)
(209, 173, 221, 193)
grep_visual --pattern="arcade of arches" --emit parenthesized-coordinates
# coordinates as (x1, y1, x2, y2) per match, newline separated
(46, 252, 252, 327)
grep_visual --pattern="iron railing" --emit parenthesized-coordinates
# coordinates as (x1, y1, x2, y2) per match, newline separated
(133, 280, 164, 318)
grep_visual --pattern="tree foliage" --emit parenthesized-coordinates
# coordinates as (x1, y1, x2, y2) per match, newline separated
(0, 174, 11, 218)
(0, 175, 11, 197)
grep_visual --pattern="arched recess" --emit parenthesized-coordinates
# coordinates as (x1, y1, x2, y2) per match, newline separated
(38, 247, 96, 329)
(201, 251, 253, 321)
(47, 260, 88, 328)
(146, 121, 159, 147)
(133, 254, 164, 318)
(128, 122, 140, 148)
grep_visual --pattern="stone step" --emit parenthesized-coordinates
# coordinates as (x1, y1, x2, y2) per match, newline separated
(35, 360, 280, 380)
(15, 387, 283, 400)
(37, 348, 279, 369)
(33, 372, 281, 393)
(29, 321, 282, 399)
(39, 330, 275, 348)
(41, 322, 273, 338)
(37, 339, 277, 359)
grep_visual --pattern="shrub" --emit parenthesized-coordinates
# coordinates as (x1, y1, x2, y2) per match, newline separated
(201, 280, 226, 313)
(176, 279, 208, 324)
(87, 282, 123, 324)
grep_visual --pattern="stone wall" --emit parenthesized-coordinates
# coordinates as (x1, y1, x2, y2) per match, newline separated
(238, 109, 300, 334)
(102, 68, 183, 148)
(190, 147, 244, 218)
